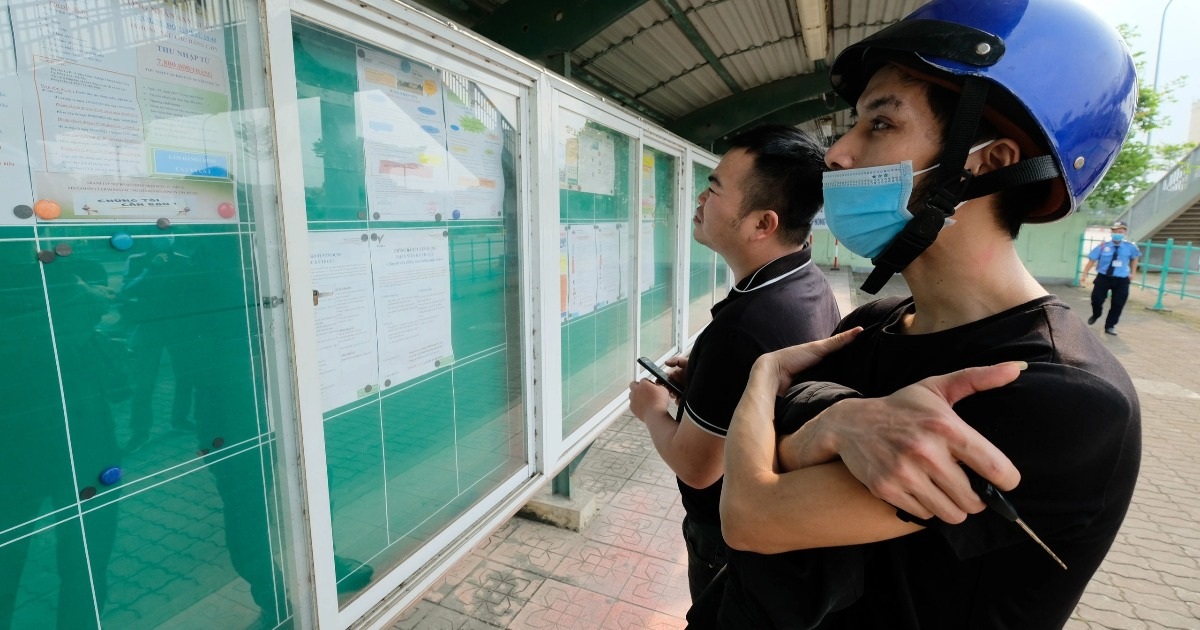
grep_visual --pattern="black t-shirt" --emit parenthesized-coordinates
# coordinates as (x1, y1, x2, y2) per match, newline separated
(679, 247, 841, 524)
(719, 295, 1142, 629)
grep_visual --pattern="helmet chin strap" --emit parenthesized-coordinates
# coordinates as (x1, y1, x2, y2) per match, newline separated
(859, 76, 989, 295)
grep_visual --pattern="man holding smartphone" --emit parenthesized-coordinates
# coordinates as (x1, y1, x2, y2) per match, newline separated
(627, 125, 840, 600)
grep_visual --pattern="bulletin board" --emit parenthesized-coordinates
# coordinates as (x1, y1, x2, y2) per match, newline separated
(689, 161, 717, 337)
(557, 109, 636, 440)
(639, 146, 678, 361)
(0, 1, 293, 628)
(291, 20, 526, 605)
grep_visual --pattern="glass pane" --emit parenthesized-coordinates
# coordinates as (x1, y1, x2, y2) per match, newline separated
(639, 147, 677, 360)
(293, 20, 527, 607)
(558, 110, 636, 438)
(1, 1, 297, 627)
(689, 162, 716, 337)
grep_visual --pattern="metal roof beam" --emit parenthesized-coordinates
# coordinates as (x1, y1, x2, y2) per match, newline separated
(473, 0, 645, 62)
(667, 72, 832, 146)
(570, 64, 671, 124)
(711, 95, 850, 153)
(655, 0, 741, 94)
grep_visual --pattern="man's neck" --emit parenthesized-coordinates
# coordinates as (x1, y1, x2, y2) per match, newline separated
(728, 244, 804, 284)
(899, 228, 1047, 335)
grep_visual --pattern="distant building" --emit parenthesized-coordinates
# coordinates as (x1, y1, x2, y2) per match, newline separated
(1190, 100, 1200, 144)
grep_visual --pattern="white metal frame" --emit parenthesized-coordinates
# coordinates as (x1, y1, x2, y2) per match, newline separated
(638, 130, 688, 366)
(683, 149, 720, 349)
(257, 0, 729, 626)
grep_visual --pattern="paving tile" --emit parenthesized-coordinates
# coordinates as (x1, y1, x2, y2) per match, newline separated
(608, 480, 677, 517)
(390, 600, 501, 629)
(489, 520, 577, 576)
(618, 555, 691, 619)
(600, 601, 686, 630)
(579, 451, 645, 479)
(439, 560, 544, 627)
(509, 578, 616, 630)
(629, 456, 678, 489)
(551, 540, 640, 599)
(584, 506, 663, 555)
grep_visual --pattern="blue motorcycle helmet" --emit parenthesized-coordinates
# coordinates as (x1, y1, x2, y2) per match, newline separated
(827, 0, 1138, 293)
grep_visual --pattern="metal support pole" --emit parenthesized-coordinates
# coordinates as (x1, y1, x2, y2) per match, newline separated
(1073, 232, 1085, 287)
(551, 444, 590, 497)
(1151, 238, 1174, 311)
(1147, 0, 1177, 147)
(1180, 242, 1193, 298)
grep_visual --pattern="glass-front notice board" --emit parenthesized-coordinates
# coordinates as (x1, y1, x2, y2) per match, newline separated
(689, 161, 716, 337)
(639, 146, 677, 361)
(292, 20, 527, 607)
(558, 108, 635, 439)
(0, 1, 296, 628)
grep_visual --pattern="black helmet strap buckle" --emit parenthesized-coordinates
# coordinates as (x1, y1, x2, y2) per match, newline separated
(860, 76, 990, 295)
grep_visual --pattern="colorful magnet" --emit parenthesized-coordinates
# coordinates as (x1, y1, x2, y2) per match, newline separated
(198, 448, 210, 456)
(434, 213, 443, 222)
(12, 204, 32, 219)
(156, 217, 171, 229)
(373, 212, 381, 220)
(99, 467, 122, 486)
(384, 379, 392, 387)
(358, 211, 367, 220)
(79, 486, 97, 500)
(54, 243, 72, 257)
(37, 250, 56, 264)
(110, 233, 134, 251)
(217, 202, 235, 219)
(33, 199, 60, 220)
(360, 233, 368, 242)
(452, 209, 461, 220)
(212, 437, 224, 448)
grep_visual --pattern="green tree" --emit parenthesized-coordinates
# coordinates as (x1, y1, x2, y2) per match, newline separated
(1087, 25, 1194, 215)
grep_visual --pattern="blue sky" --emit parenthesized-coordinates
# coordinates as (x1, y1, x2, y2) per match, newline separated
(1080, 0, 1200, 146)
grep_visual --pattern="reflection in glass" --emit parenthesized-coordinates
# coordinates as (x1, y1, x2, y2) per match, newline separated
(639, 147, 677, 360)
(0, 0, 296, 627)
(558, 110, 636, 438)
(295, 20, 526, 607)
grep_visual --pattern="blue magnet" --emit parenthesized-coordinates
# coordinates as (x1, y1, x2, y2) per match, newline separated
(110, 233, 134, 251)
(99, 467, 122, 486)
(452, 209, 461, 220)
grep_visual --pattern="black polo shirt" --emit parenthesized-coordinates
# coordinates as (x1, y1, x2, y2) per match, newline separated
(679, 247, 841, 524)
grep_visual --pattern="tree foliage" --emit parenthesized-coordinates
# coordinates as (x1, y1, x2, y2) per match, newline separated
(1087, 25, 1194, 214)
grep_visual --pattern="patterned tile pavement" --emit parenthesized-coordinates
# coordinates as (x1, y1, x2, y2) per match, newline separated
(389, 267, 1200, 629)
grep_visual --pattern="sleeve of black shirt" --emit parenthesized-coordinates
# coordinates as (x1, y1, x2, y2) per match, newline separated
(684, 324, 768, 437)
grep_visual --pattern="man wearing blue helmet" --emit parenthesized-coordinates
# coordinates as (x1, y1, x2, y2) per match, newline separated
(698, 0, 1144, 628)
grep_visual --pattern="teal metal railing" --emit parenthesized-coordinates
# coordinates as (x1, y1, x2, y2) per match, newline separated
(1116, 144, 1200, 242)
(1075, 233, 1199, 309)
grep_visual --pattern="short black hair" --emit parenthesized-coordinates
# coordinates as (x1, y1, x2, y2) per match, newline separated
(724, 125, 827, 246)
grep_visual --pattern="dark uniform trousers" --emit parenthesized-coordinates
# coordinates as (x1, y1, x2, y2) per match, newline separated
(1091, 273, 1131, 328)
(682, 515, 728, 601)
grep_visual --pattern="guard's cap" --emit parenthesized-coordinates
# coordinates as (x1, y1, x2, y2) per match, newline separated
(1111, 221, 1128, 229)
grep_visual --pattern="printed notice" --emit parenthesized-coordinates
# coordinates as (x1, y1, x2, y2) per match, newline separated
(596, 222, 623, 307)
(308, 231, 380, 414)
(13, 0, 239, 221)
(559, 110, 616, 196)
(559, 229, 569, 320)
(640, 221, 655, 292)
(0, 1, 33, 225)
(444, 82, 505, 219)
(371, 229, 454, 388)
(566, 225, 598, 318)
(641, 149, 655, 218)
(357, 48, 449, 221)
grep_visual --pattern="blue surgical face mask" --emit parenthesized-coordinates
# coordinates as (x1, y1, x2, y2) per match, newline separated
(821, 141, 993, 259)
(1111, 233, 1125, 242)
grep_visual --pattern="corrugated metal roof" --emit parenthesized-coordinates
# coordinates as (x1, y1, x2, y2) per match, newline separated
(575, 2, 671, 62)
(690, 0, 796, 58)
(585, 21, 707, 96)
(641, 65, 734, 118)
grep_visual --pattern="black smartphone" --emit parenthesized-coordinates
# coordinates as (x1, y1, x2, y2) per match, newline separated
(637, 357, 683, 397)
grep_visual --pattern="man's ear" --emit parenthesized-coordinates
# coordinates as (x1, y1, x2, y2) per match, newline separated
(750, 210, 780, 241)
(970, 138, 1021, 175)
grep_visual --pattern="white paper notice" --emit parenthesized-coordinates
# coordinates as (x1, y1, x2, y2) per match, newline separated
(444, 83, 505, 219)
(596, 222, 623, 307)
(567, 225, 598, 318)
(357, 48, 449, 221)
(640, 221, 656, 292)
(0, 1, 32, 225)
(309, 231, 379, 414)
(559, 229, 569, 320)
(641, 149, 656, 218)
(13, 0, 239, 222)
(372, 229, 454, 388)
(559, 110, 616, 196)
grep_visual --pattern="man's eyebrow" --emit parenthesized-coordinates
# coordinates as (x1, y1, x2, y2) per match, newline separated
(859, 94, 904, 115)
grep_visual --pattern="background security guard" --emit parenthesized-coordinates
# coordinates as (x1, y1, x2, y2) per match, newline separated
(1080, 221, 1141, 335)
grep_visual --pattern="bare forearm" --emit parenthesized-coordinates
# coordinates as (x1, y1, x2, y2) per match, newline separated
(643, 407, 723, 488)
(777, 407, 841, 472)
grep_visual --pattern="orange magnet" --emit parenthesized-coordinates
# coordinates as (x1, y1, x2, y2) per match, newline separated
(33, 199, 61, 220)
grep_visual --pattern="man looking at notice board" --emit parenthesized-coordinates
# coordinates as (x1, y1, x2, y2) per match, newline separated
(627, 125, 840, 601)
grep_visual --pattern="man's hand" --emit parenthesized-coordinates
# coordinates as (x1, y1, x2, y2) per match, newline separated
(753, 328, 863, 396)
(809, 362, 1025, 524)
(663, 355, 689, 400)
(628, 379, 672, 422)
